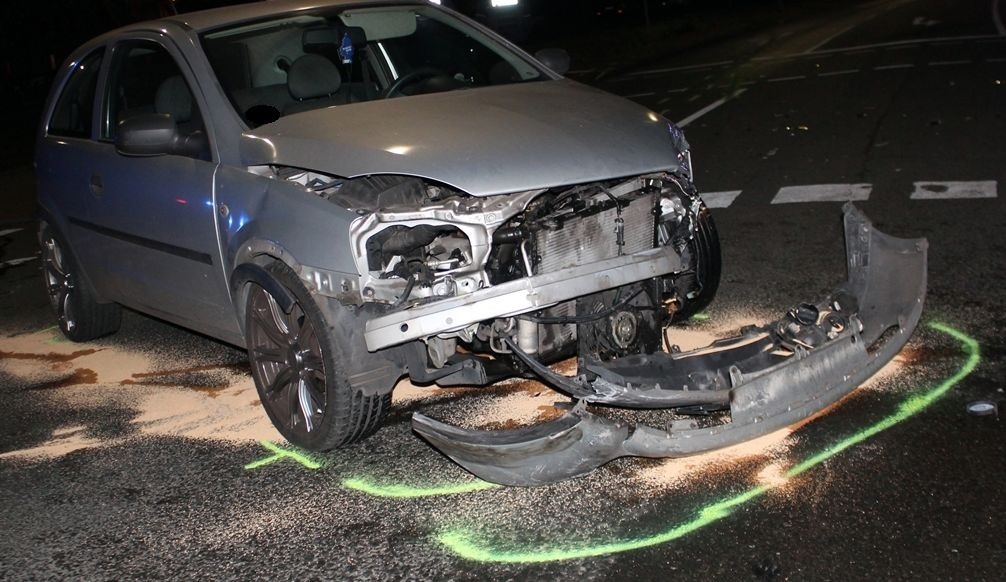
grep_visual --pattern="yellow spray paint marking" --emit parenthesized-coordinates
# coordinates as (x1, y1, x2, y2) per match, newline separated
(343, 476, 498, 498)
(435, 322, 980, 563)
(244, 440, 321, 470)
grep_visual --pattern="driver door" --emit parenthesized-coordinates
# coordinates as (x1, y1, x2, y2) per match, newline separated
(84, 36, 234, 338)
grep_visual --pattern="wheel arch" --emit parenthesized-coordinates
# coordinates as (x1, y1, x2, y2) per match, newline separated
(228, 244, 297, 339)
(228, 240, 361, 340)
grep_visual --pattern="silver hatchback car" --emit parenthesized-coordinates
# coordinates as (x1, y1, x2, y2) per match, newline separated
(38, 0, 925, 486)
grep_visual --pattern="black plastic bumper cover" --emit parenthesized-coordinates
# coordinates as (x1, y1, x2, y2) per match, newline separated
(412, 204, 928, 486)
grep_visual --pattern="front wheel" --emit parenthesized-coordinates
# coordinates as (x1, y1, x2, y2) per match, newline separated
(671, 203, 721, 322)
(39, 224, 121, 341)
(245, 262, 389, 451)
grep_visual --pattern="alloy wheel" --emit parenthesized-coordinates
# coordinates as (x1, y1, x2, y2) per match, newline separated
(42, 235, 76, 332)
(246, 284, 328, 436)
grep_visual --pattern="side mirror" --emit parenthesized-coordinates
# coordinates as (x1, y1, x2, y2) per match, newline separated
(534, 48, 571, 76)
(115, 113, 178, 156)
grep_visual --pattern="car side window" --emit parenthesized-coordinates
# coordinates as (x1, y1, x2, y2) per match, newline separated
(103, 40, 210, 160)
(48, 49, 104, 138)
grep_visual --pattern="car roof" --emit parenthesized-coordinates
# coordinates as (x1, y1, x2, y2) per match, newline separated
(157, 0, 424, 34)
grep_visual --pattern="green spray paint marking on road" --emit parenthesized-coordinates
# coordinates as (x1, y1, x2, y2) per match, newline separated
(244, 440, 322, 470)
(691, 312, 711, 321)
(436, 322, 980, 563)
(343, 476, 498, 498)
(784, 322, 978, 479)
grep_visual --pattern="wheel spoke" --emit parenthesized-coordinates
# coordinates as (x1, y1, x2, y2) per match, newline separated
(297, 378, 317, 433)
(47, 283, 65, 311)
(45, 261, 65, 281)
(62, 292, 75, 331)
(51, 241, 65, 272)
(264, 292, 290, 336)
(299, 317, 319, 351)
(43, 239, 64, 273)
(262, 365, 296, 430)
(251, 297, 289, 348)
(267, 364, 295, 396)
(251, 346, 287, 364)
(300, 352, 324, 374)
(303, 372, 326, 407)
(289, 377, 303, 430)
(286, 305, 306, 343)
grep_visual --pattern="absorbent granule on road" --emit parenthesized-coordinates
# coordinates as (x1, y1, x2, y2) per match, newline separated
(0, 328, 281, 460)
(624, 427, 797, 493)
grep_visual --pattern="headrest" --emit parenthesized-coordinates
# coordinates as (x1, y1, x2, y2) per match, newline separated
(155, 76, 192, 123)
(287, 54, 342, 100)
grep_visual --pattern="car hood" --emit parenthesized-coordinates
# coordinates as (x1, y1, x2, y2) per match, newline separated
(240, 80, 682, 196)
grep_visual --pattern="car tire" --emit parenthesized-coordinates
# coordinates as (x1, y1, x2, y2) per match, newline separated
(40, 224, 122, 342)
(672, 203, 721, 322)
(245, 261, 390, 451)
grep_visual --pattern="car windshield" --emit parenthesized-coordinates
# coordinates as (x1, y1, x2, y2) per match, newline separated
(202, 4, 545, 126)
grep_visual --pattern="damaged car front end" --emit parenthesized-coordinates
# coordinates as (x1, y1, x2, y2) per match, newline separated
(267, 146, 925, 486)
(411, 204, 926, 485)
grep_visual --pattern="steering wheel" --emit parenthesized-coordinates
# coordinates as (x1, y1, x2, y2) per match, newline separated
(382, 67, 446, 99)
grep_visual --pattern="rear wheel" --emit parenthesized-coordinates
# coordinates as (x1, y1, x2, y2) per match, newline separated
(40, 224, 121, 341)
(245, 262, 389, 450)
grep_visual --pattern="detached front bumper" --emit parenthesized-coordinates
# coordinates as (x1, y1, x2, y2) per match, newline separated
(412, 204, 928, 486)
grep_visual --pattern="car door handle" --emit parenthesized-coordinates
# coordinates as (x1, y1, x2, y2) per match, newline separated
(89, 174, 104, 197)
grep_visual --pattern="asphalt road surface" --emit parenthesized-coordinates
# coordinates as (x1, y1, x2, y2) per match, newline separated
(2, 0, 1004, 579)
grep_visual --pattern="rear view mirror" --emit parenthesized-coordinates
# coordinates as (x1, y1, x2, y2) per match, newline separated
(115, 113, 178, 156)
(534, 48, 571, 75)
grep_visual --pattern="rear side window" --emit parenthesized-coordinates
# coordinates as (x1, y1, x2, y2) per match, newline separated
(48, 49, 104, 138)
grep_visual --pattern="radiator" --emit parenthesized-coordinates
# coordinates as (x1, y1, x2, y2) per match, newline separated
(534, 195, 656, 273)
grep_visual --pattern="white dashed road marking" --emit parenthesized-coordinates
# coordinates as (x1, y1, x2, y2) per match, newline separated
(701, 191, 743, 209)
(0, 228, 24, 237)
(703, 181, 1000, 208)
(818, 69, 860, 77)
(628, 60, 735, 78)
(611, 34, 1001, 82)
(910, 180, 998, 199)
(0, 257, 38, 268)
(874, 63, 914, 70)
(771, 184, 872, 205)
(677, 89, 746, 128)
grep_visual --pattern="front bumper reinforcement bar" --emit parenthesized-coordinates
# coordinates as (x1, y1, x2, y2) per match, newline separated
(411, 205, 927, 486)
